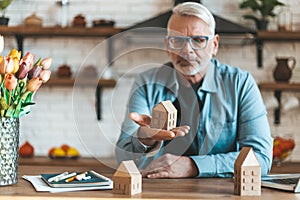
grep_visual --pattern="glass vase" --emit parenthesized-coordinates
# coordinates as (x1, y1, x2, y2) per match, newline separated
(0, 117, 19, 186)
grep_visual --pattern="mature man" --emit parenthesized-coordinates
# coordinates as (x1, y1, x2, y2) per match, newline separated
(115, 2, 273, 178)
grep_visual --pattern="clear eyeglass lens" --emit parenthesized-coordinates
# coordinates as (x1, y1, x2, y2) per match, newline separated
(169, 37, 185, 49)
(191, 37, 207, 49)
(169, 36, 208, 50)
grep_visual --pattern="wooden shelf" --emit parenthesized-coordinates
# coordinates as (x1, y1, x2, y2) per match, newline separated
(258, 82, 300, 91)
(0, 26, 123, 37)
(257, 31, 300, 40)
(46, 77, 116, 87)
(0, 26, 123, 65)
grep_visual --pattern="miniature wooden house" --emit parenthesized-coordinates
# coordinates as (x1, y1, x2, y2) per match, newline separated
(234, 147, 261, 196)
(150, 100, 177, 130)
(112, 160, 142, 196)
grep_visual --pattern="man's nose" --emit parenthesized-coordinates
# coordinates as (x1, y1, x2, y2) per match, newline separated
(180, 40, 194, 54)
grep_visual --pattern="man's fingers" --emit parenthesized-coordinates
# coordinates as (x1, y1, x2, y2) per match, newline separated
(142, 166, 167, 178)
(139, 125, 190, 140)
(172, 125, 190, 138)
(128, 112, 151, 126)
(151, 130, 175, 140)
(147, 171, 169, 179)
(139, 126, 175, 140)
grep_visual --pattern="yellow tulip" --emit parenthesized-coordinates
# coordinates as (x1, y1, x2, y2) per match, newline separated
(8, 49, 22, 60)
(12, 58, 19, 73)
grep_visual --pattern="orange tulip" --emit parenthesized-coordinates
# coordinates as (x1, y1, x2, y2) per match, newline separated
(0, 56, 14, 74)
(40, 57, 52, 70)
(4, 74, 18, 91)
(26, 77, 43, 92)
(39, 70, 51, 83)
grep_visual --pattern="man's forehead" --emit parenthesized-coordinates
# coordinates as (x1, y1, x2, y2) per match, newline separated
(168, 14, 210, 35)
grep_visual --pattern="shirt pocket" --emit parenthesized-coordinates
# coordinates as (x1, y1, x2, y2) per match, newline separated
(209, 120, 237, 154)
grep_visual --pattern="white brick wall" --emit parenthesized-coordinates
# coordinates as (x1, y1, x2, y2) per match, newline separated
(2, 0, 300, 161)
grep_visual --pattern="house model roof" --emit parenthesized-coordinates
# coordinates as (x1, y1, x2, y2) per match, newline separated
(114, 160, 141, 177)
(234, 147, 260, 167)
(158, 100, 176, 113)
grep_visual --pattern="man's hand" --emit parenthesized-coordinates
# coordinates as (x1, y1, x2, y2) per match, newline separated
(129, 112, 190, 146)
(141, 154, 198, 178)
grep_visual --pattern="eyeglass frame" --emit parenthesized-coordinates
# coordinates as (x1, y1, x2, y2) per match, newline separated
(167, 35, 214, 50)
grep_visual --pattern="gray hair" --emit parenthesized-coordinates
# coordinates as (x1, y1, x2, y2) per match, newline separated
(170, 2, 215, 35)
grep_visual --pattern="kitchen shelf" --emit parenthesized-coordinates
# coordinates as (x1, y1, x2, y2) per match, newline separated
(256, 31, 300, 68)
(259, 82, 300, 91)
(0, 26, 123, 62)
(46, 77, 116, 87)
(258, 82, 300, 124)
(0, 26, 122, 37)
(256, 31, 300, 40)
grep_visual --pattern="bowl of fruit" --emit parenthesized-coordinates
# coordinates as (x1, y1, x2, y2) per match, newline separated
(273, 135, 295, 166)
(48, 144, 80, 159)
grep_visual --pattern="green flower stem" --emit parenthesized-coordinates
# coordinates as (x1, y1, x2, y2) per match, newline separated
(0, 74, 3, 99)
(8, 90, 11, 106)
(21, 90, 31, 102)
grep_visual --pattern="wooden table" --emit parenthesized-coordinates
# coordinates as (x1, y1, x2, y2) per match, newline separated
(1, 157, 300, 200)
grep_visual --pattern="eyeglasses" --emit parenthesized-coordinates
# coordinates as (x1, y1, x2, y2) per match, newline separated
(167, 35, 214, 50)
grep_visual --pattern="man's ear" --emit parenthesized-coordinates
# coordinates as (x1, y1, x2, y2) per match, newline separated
(212, 34, 219, 57)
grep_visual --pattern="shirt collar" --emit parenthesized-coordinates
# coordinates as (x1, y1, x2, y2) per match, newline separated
(200, 59, 218, 93)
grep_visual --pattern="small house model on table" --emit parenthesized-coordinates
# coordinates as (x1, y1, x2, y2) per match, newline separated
(112, 160, 142, 196)
(234, 147, 261, 196)
(150, 100, 177, 130)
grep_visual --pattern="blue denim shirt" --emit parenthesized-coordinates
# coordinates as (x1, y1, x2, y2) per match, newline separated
(116, 59, 273, 177)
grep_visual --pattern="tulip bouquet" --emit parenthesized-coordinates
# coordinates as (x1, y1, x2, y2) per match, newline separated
(0, 48, 52, 118)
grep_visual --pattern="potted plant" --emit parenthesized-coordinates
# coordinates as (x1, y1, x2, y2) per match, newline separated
(239, 0, 285, 30)
(0, 0, 12, 26)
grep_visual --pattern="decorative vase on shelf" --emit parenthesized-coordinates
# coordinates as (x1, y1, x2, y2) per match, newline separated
(255, 19, 269, 31)
(0, 117, 19, 186)
(273, 57, 296, 82)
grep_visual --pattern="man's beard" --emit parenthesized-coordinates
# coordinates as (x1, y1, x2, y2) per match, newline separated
(173, 56, 210, 76)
